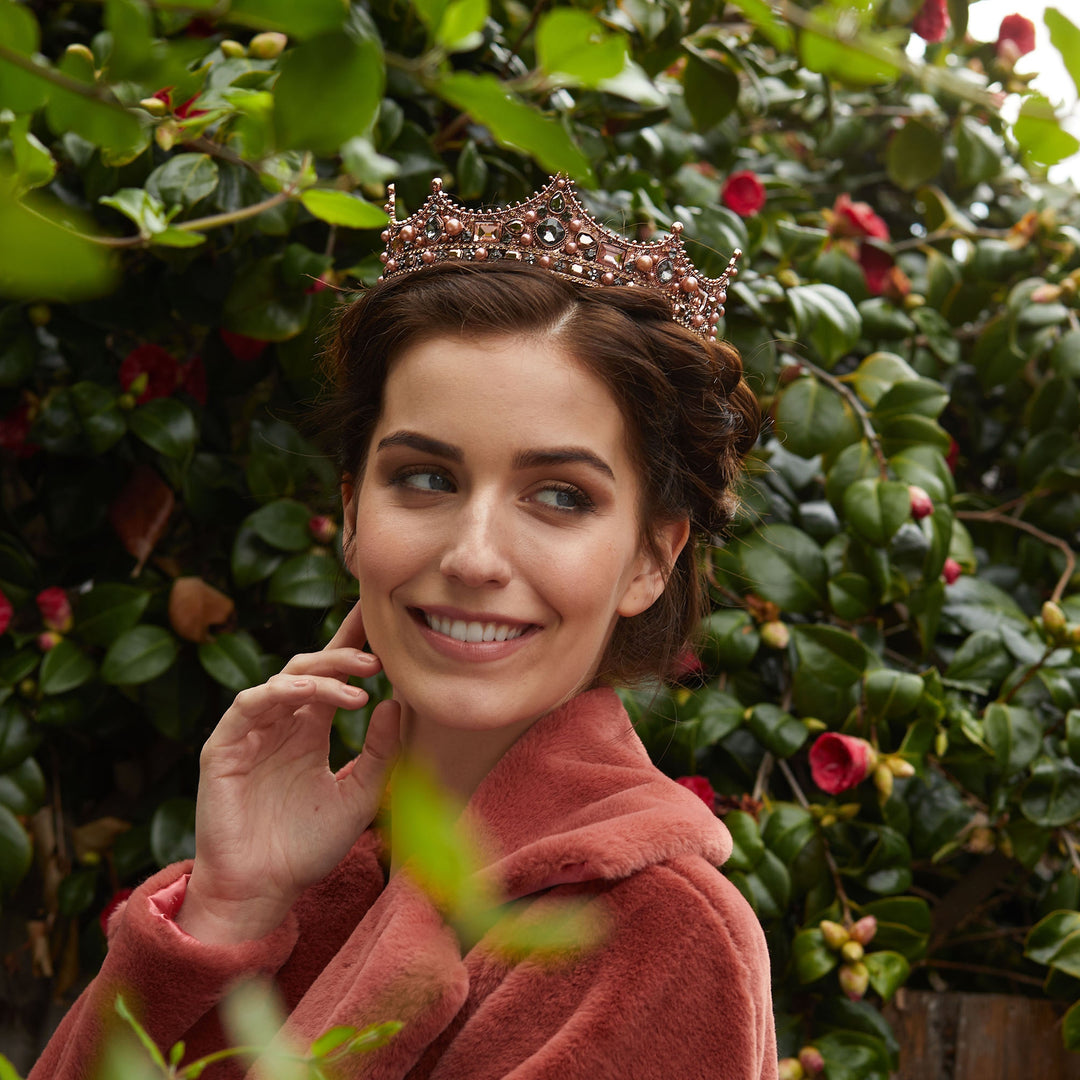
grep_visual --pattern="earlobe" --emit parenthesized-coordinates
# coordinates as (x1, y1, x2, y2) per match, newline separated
(616, 517, 691, 618)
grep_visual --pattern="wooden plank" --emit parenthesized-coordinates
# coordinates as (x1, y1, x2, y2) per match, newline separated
(885, 990, 1080, 1080)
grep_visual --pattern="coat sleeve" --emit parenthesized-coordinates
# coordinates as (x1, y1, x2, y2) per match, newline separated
(28, 862, 300, 1080)
(420, 858, 778, 1080)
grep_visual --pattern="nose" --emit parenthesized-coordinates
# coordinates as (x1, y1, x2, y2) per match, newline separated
(438, 496, 512, 588)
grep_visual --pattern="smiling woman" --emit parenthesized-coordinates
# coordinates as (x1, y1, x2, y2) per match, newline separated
(30, 181, 775, 1080)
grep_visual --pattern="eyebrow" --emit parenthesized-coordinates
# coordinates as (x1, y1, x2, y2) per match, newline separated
(375, 430, 616, 482)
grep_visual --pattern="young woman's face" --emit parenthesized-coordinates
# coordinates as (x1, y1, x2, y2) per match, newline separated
(343, 332, 684, 734)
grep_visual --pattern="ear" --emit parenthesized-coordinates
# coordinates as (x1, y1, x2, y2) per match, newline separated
(616, 517, 691, 618)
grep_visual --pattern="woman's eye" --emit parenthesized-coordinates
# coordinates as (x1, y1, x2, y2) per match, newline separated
(397, 470, 453, 492)
(533, 485, 594, 512)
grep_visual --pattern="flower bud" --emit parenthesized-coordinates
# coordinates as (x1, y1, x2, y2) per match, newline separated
(1069, 625, 1080, 647)
(819, 919, 849, 951)
(27, 303, 51, 326)
(886, 755, 915, 778)
(18, 678, 36, 698)
(155, 120, 180, 151)
(308, 514, 337, 545)
(965, 826, 996, 854)
(908, 484, 934, 520)
(803, 717, 828, 733)
(1030, 282, 1063, 303)
(841, 940, 864, 963)
(873, 762, 894, 800)
(942, 557, 962, 585)
(37, 630, 62, 652)
(903, 293, 926, 310)
(837, 802, 861, 821)
(798, 1046, 825, 1075)
(117, 393, 137, 411)
(37, 586, 73, 633)
(778, 1058, 805, 1080)
(65, 43, 95, 64)
(935, 730, 948, 757)
(849, 915, 877, 946)
(760, 620, 790, 650)
(777, 269, 801, 289)
(839, 961, 869, 1000)
(138, 96, 168, 116)
(248, 31, 288, 58)
(819, 813, 837, 828)
(220, 38, 247, 58)
(1042, 601, 1067, 641)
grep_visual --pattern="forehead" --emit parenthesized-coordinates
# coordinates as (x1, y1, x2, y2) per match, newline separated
(375, 332, 635, 467)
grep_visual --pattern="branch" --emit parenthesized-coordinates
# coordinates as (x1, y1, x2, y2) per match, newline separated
(0, 42, 119, 104)
(956, 508, 1075, 603)
(799, 356, 888, 476)
(913, 958, 1045, 988)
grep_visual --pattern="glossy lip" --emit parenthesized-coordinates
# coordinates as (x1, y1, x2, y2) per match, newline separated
(408, 605, 542, 662)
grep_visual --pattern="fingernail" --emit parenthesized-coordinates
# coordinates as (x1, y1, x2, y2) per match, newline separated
(355, 650, 376, 662)
(347, 684, 365, 695)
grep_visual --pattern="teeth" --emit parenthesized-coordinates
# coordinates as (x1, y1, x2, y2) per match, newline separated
(424, 613, 527, 643)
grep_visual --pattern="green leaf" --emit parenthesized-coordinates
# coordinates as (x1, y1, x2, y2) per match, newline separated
(726, 0, 793, 49)
(943, 629, 1012, 693)
(58, 865, 98, 916)
(863, 669, 923, 721)
(724, 810, 764, 872)
(746, 704, 808, 758)
(739, 848, 790, 919)
(311, 1026, 357, 1058)
(231, 524, 284, 587)
(793, 927, 839, 983)
(1050, 329, 1080, 378)
(953, 116, 1003, 189)
(435, 72, 593, 182)
(740, 524, 827, 614)
(829, 572, 874, 620)
(9, 114, 56, 194)
(100, 188, 171, 238)
(1026, 909, 1080, 977)
(42, 49, 145, 153)
(984, 703, 1042, 775)
(792, 625, 870, 688)
(101, 626, 180, 686)
(223, 255, 311, 342)
(1014, 94, 1080, 167)
(1021, 758, 1080, 828)
(775, 376, 861, 459)
(0, 803, 31, 894)
(762, 803, 816, 863)
(859, 896, 930, 960)
(247, 498, 312, 552)
(273, 28, 385, 154)
(1067, 709, 1080, 766)
(198, 632, 264, 691)
(300, 189, 388, 230)
(436, 0, 489, 52)
(145, 153, 219, 209)
(787, 284, 862, 367)
(0, 702, 38, 773)
(227, 0, 349, 37)
(76, 585, 151, 647)
(864, 950, 909, 1001)
(149, 797, 196, 865)
(799, 11, 902, 87)
(0, 0, 48, 112)
(150, 227, 206, 248)
(38, 639, 96, 696)
(535, 8, 628, 88)
(843, 478, 912, 548)
(70, 380, 126, 454)
(872, 379, 948, 423)
(682, 48, 739, 131)
(267, 553, 339, 608)
(1064, 998, 1080, 1052)
(846, 351, 919, 407)
(0, 757, 45, 816)
(128, 398, 197, 460)
(1046, 8, 1080, 99)
(886, 119, 943, 190)
(698, 609, 759, 670)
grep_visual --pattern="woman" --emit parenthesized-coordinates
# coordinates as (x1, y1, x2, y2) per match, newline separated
(31, 178, 776, 1080)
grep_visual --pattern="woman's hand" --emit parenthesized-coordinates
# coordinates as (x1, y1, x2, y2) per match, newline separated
(176, 601, 400, 944)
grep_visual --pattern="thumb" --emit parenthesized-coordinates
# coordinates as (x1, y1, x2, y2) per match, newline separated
(336, 699, 401, 821)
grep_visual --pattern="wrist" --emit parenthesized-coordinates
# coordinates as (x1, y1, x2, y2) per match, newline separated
(175, 871, 295, 945)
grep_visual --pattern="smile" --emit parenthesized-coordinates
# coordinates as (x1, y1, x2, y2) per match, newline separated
(420, 611, 532, 643)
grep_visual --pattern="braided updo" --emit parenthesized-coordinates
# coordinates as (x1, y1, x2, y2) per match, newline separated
(321, 261, 759, 685)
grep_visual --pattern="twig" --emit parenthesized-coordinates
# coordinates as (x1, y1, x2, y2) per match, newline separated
(1063, 830, 1080, 879)
(752, 751, 774, 801)
(183, 135, 260, 174)
(956, 508, 1075, 603)
(799, 356, 888, 476)
(777, 757, 809, 809)
(998, 642, 1056, 705)
(0, 42, 120, 104)
(501, 0, 551, 78)
(913, 958, 1045, 988)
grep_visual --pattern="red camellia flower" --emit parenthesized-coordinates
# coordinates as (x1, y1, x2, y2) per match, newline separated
(0, 403, 38, 458)
(99, 887, 134, 936)
(942, 557, 963, 584)
(37, 586, 73, 633)
(830, 193, 889, 242)
(0, 588, 12, 636)
(672, 647, 705, 679)
(945, 437, 960, 473)
(857, 243, 894, 295)
(808, 733, 876, 794)
(721, 170, 767, 218)
(996, 14, 1036, 59)
(675, 775, 716, 809)
(119, 344, 180, 404)
(912, 0, 949, 43)
(175, 94, 208, 121)
(220, 329, 270, 362)
(180, 356, 207, 406)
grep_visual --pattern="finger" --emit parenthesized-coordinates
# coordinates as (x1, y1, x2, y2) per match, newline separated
(210, 674, 368, 745)
(326, 598, 368, 652)
(336, 699, 401, 819)
(281, 647, 381, 680)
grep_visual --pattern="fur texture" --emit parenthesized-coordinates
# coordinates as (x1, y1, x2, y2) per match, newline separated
(30, 688, 776, 1080)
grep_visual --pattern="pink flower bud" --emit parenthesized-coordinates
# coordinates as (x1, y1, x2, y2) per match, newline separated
(37, 630, 62, 652)
(760, 620, 790, 650)
(798, 1046, 825, 1075)
(308, 515, 337, 544)
(819, 919, 849, 951)
(36, 586, 73, 633)
(839, 961, 869, 1000)
(778, 1058, 805, 1080)
(942, 557, 962, 585)
(908, 484, 934, 520)
(849, 915, 877, 946)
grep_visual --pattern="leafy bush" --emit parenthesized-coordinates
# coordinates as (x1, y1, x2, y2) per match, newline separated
(1, 0, 1080, 1076)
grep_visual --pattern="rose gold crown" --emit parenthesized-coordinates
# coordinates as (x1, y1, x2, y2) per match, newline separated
(377, 175, 741, 341)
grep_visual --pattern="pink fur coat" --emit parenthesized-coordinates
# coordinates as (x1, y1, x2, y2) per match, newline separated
(31, 688, 777, 1079)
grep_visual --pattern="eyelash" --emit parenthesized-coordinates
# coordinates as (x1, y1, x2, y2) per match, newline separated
(388, 469, 597, 514)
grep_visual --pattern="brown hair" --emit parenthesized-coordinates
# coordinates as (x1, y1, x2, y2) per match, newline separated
(319, 261, 759, 685)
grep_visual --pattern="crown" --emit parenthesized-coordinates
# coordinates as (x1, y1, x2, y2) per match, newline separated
(377, 175, 741, 341)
